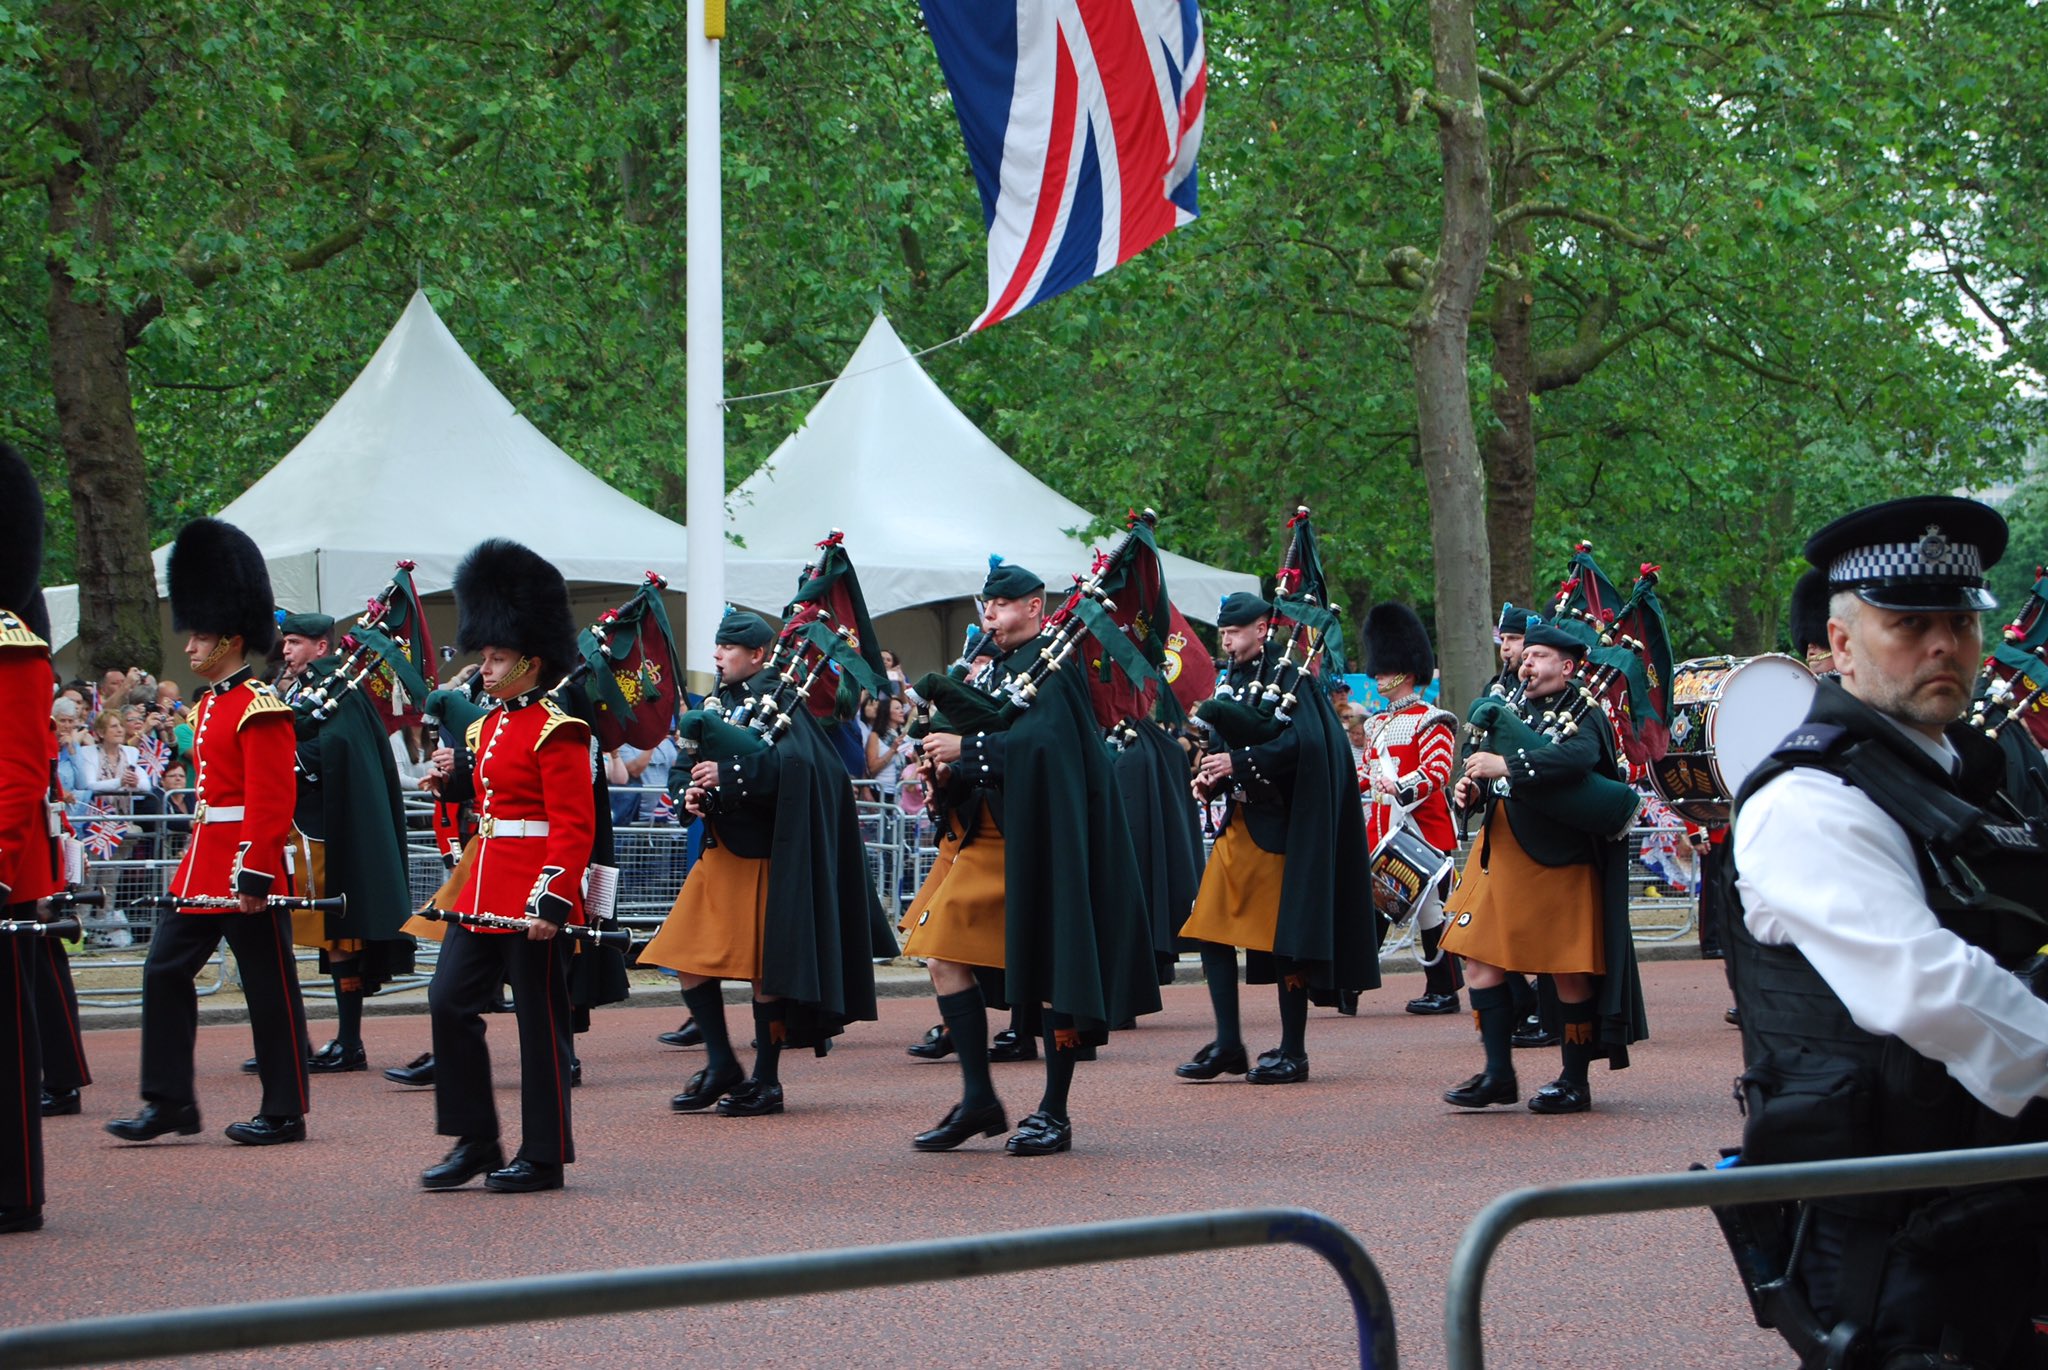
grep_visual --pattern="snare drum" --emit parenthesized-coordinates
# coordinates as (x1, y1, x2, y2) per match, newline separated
(1648, 654, 1817, 824)
(1370, 823, 1454, 926)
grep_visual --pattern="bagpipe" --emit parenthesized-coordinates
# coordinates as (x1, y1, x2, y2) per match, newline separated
(1969, 566, 2048, 747)
(411, 906, 632, 947)
(287, 561, 437, 731)
(1541, 542, 1675, 778)
(1191, 506, 1345, 767)
(675, 531, 887, 786)
(1462, 684, 1644, 840)
(906, 511, 1163, 742)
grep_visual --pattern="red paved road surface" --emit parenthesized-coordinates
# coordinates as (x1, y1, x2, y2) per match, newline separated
(13, 961, 1789, 1367)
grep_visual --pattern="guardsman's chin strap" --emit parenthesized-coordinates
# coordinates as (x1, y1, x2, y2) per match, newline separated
(197, 633, 242, 676)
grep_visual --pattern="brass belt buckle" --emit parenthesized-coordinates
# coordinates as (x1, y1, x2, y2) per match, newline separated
(476, 814, 495, 839)
(194, 801, 208, 823)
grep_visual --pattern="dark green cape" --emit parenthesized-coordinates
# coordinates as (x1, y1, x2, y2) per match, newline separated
(289, 656, 414, 986)
(994, 638, 1163, 1036)
(1468, 695, 1648, 1066)
(1236, 665, 1382, 999)
(1112, 717, 1206, 981)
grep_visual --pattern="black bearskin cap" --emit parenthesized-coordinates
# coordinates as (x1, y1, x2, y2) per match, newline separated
(169, 517, 277, 655)
(0, 443, 43, 617)
(453, 538, 579, 677)
(20, 589, 50, 643)
(1789, 567, 1831, 653)
(1363, 601, 1434, 680)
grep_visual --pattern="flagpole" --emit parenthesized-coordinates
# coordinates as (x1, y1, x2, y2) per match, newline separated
(684, 0, 726, 697)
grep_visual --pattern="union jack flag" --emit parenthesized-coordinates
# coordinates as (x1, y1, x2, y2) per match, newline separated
(136, 732, 172, 780)
(922, 0, 1206, 330)
(81, 800, 125, 861)
(652, 791, 679, 826)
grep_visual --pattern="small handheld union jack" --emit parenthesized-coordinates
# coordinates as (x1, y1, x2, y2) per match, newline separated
(81, 801, 125, 861)
(652, 791, 679, 826)
(137, 732, 172, 781)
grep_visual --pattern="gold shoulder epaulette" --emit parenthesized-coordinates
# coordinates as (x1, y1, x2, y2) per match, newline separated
(0, 609, 48, 651)
(534, 698, 590, 750)
(238, 680, 295, 729)
(465, 716, 486, 754)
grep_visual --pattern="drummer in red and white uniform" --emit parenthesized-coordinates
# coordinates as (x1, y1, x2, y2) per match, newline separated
(107, 519, 310, 1147)
(419, 539, 594, 1194)
(1359, 603, 1463, 1015)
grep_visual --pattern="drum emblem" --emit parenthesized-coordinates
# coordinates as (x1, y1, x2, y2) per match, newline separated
(1669, 711, 1694, 748)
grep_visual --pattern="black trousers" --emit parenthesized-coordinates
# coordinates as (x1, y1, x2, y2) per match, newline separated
(35, 939, 90, 1092)
(429, 926, 574, 1165)
(2, 922, 44, 1209)
(140, 909, 310, 1118)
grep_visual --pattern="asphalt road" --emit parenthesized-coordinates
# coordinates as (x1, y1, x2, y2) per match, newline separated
(15, 959, 1791, 1368)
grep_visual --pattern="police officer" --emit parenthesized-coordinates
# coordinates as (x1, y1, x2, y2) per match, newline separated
(1731, 495, 2048, 1366)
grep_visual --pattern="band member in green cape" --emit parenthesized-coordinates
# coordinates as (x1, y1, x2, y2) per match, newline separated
(903, 559, 1161, 1155)
(1177, 592, 1379, 1085)
(639, 610, 884, 1117)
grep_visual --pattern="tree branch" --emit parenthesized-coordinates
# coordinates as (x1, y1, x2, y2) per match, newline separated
(1478, 14, 1634, 106)
(1313, 304, 1411, 331)
(1659, 319, 1808, 388)
(1495, 201, 1669, 251)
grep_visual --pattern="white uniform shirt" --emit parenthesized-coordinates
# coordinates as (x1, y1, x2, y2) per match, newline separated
(1735, 714, 2048, 1118)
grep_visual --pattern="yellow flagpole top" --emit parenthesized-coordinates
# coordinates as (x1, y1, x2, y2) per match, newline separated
(705, 0, 726, 39)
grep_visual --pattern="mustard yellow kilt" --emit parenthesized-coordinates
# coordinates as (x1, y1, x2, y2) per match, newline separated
(1439, 807, 1604, 975)
(287, 830, 360, 954)
(899, 805, 1007, 969)
(1177, 820, 1286, 953)
(637, 842, 772, 981)
(400, 835, 479, 944)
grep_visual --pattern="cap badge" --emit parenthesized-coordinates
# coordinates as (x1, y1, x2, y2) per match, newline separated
(1918, 525, 1949, 564)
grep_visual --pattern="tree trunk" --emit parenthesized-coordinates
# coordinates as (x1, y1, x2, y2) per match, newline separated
(46, 160, 160, 678)
(1409, 0, 1494, 716)
(1482, 262, 1537, 613)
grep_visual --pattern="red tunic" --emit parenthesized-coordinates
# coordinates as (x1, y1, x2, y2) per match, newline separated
(170, 669, 297, 907)
(0, 617, 61, 906)
(1360, 697, 1457, 853)
(456, 695, 594, 931)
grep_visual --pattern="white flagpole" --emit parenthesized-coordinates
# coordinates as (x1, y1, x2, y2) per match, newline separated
(684, 0, 726, 696)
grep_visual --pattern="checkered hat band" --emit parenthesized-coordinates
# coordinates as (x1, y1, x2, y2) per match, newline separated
(1829, 539, 1984, 586)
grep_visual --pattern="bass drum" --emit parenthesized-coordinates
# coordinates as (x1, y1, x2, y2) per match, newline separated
(1648, 654, 1817, 825)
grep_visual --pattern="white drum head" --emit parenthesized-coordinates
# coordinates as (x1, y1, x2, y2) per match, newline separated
(1708, 654, 1818, 797)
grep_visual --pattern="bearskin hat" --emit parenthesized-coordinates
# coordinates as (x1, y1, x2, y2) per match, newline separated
(1363, 601, 1434, 680)
(169, 517, 277, 655)
(0, 443, 43, 618)
(1789, 568, 1831, 653)
(453, 538, 579, 677)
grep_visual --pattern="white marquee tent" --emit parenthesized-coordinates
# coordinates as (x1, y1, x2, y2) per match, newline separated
(724, 314, 1257, 663)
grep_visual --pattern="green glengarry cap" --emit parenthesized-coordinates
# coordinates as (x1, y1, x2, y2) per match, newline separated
(714, 611, 775, 649)
(1521, 617, 1589, 659)
(1215, 591, 1272, 628)
(981, 557, 1045, 601)
(277, 610, 337, 641)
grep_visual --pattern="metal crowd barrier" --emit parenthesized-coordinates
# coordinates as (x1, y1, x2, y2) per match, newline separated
(1443, 1140, 2048, 1369)
(0, 1207, 1399, 1369)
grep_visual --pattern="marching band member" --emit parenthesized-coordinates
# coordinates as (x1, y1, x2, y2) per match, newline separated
(1443, 619, 1646, 1114)
(639, 609, 883, 1118)
(1176, 592, 1377, 1086)
(902, 559, 1159, 1155)
(1358, 603, 1461, 1015)
(1, 445, 61, 1231)
(108, 520, 310, 1146)
(419, 540, 592, 1193)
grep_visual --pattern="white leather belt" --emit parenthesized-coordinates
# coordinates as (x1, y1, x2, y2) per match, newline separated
(194, 804, 245, 824)
(477, 816, 548, 839)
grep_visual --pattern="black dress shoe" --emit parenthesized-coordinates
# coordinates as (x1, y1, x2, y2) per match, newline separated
(0, 1205, 43, 1233)
(1406, 991, 1461, 1016)
(670, 1061, 744, 1112)
(41, 1089, 81, 1117)
(1723, 1006, 1740, 1026)
(570, 1057, 583, 1088)
(308, 1041, 368, 1074)
(716, 1079, 785, 1116)
(1174, 1041, 1250, 1080)
(422, 1137, 504, 1190)
(240, 1056, 259, 1075)
(1005, 1110, 1072, 1156)
(225, 1114, 306, 1146)
(1443, 1070, 1519, 1108)
(485, 1157, 563, 1193)
(987, 1029, 1038, 1063)
(912, 1098, 1007, 1151)
(384, 1052, 435, 1086)
(1335, 989, 1360, 1016)
(1511, 1016, 1561, 1048)
(105, 1103, 202, 1142)
(658, 1018, 704, 1048)
(906, 1024, 954, 1060)
(1528, 1078, 1592, 1114)
(1246, 1053, 1309, 1085)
